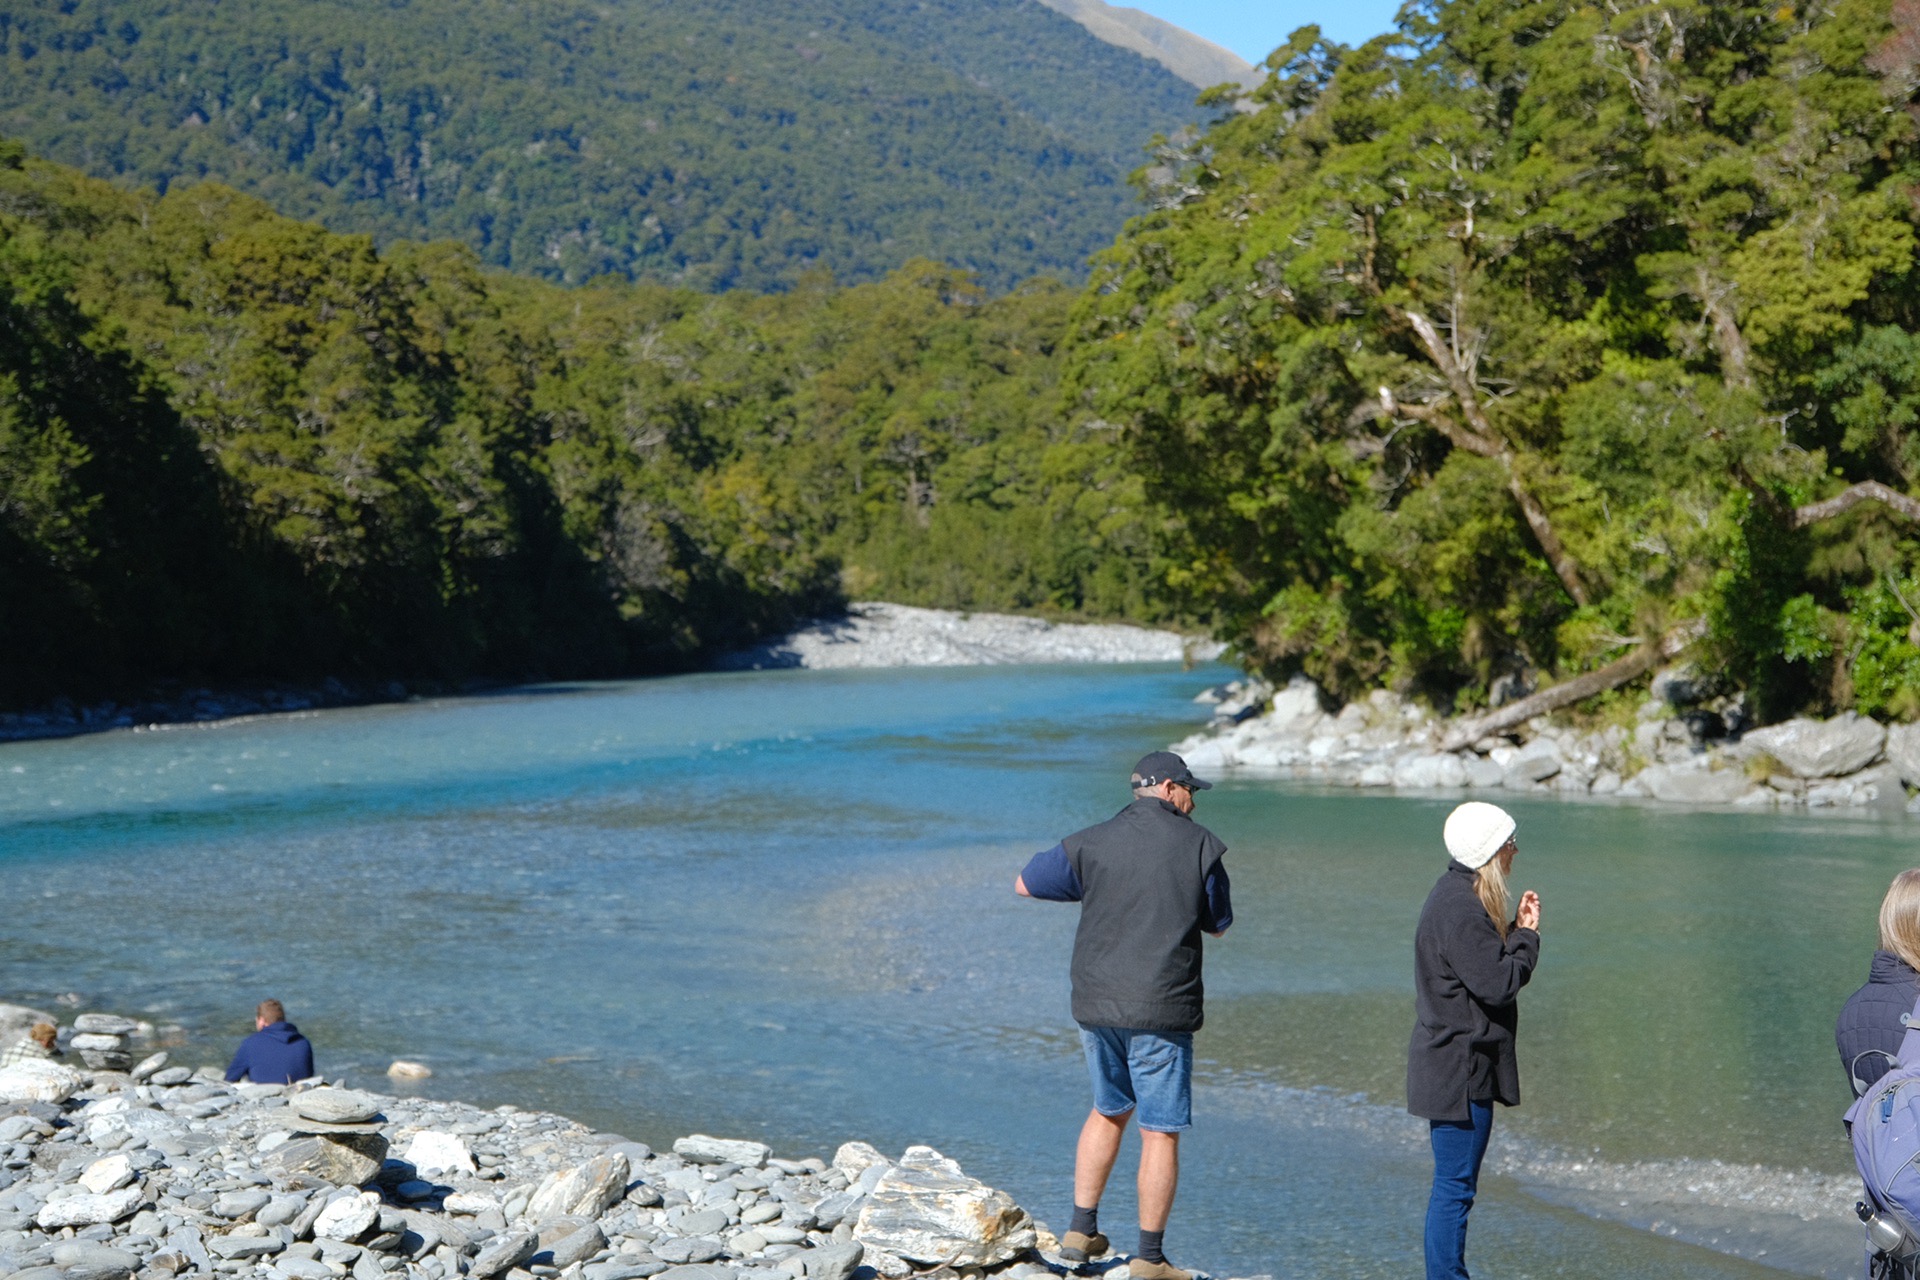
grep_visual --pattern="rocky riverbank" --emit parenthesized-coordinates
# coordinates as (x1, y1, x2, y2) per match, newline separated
(1175, 672, 1920, 813)
(0, 680, 485, 746)
(0, 1003, 1235, 1280)
(716, 604, 1223, 671)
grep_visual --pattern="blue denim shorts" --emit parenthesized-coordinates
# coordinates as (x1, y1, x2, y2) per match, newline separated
(1080, 1025, 1193, 1132)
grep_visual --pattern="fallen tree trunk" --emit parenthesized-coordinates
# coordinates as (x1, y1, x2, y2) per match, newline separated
(1439, 620, 1708, 751)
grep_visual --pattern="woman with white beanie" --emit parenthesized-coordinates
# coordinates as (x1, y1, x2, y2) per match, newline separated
(1406, 801, 1542, 1280)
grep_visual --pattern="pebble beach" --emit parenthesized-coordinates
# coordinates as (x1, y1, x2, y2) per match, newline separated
(0, 1002, 1122, 1280)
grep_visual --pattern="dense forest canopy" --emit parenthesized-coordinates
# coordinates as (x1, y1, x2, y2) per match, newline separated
(10, 0, 1920, 728)
(0, 146, 1159, 707)
(0, 0, 1209, 292)
(1069, 0, 1920, 721)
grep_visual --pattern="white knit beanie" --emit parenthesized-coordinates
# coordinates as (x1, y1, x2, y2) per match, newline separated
(1443, 801, 1516, 870)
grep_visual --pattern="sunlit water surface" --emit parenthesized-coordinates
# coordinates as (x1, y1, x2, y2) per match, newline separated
(0, 664, 1905, 1279)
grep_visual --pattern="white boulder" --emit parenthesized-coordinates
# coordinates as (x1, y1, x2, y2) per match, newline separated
(852, 1147, 1036, 1267)
(528, 1151, 631, 1220)
(79, 1153, 136, 1194)
(1740, 712, 1886, 778)
(36, 1186, 143, 1228)
(1886, 723, 1920, 788)
(402, 1131, 475, 1175)
(0, 1059, 85, 1103)
(1392, 753, 1468, 789)
(315, 1193, 380, 1242)
(1637, 763, 1753, 805)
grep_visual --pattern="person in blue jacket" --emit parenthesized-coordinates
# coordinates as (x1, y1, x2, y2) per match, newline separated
(225, 998, 315, 1084)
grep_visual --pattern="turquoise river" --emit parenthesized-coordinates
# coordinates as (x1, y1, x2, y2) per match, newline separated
(0, 662, 1907, 1279)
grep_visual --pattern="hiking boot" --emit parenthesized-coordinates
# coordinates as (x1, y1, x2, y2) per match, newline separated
(1128, 1259, 1191, 1280)
(1058, 1231, 1110, 1263)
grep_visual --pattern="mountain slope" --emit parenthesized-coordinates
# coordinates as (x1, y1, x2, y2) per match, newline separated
(1034, 0, 1261, 91)
(0, 0, 1210, 291)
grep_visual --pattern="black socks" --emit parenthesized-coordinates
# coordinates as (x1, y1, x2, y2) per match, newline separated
(1069, 1205, 1099, 1237)
(1137, 1230, 1166, 1264)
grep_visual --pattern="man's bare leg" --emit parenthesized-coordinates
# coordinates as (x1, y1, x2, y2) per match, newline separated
(1074, 1108, 1130, 1211)
(1137, 1129, 1179, 1231)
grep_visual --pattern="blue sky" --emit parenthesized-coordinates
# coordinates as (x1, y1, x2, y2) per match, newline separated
(1126, 0, 1403, 64)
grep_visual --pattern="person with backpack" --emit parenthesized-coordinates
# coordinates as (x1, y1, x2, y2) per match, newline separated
(1838, 870, 1920, 1097)
(1839, 870, 1920, 1278)
(1407, 802, 1541, 1280)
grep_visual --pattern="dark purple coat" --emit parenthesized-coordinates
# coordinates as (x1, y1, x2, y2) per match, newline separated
(1837, 950, 1920, 1096)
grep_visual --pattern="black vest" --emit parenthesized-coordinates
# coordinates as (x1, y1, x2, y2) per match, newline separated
(1063, 797, 1227, 1034)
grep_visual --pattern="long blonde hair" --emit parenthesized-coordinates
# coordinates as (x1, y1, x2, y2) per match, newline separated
(1476, 857, 1512, 941)
(1880, 869, 1920, 970)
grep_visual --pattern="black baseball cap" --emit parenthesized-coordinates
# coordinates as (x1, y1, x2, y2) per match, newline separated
(1130, 751, 1212, 790)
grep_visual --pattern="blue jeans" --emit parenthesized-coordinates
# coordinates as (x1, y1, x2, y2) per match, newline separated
(1425, 1101, 1494, 1280)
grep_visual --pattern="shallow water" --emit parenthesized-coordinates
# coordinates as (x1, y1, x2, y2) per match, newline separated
(0, 664, 1901, 1278)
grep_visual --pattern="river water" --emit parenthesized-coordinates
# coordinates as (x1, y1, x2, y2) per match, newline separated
(0, 663, 1903, 1278)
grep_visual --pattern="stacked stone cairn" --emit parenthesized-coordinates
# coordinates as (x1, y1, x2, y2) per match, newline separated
(1179, 670, 1920, 812)
(0, 1005, 1204, 1280)
(69, 1018, 145, 1075)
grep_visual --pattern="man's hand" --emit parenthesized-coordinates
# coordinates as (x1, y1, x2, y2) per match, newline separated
(1516, 890, 1541, 933)
(1015, 874, 1031, 897)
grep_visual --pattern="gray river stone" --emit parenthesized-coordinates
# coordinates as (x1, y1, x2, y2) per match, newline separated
(655, 1266, 735, 1280)
(72, 1015, 140, 1036)
(587, 1263, 669, 1280)
(257, 1194, 307, 1227)
(129, 1052, 169, 1082)
(802, 1241, 865, 1280)
(675, 1135, 770, 1168)
(469, 1231, 539, 1279)
(265, 1132, 389, 1186)
(70, 1033, 127, 1052)
(655, 1236, 725, 1264)
(148, 1066, 193, 1087)
(528, 1152, 629, 1221)
(1502, 743, 1562, 788)
(543, 1219, 608, 1268)
(278, 1258, 336, 1280)
(209, 1233, 286, 1260)
(213, 1189, 273, 1220)
(679, 1208, 730, 1236)
(291, 1089, 381, 1125)
(51, 1241, 140, 1279)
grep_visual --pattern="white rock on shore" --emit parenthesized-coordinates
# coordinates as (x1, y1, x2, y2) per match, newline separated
(717, 603, 1223, 670)
(1174, 672, 1920, 813)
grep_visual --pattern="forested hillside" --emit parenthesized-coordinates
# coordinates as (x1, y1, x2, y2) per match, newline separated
(0, 147, 1159, 707)
(12, 0, 1920, 729)
(1068, 0, 1920, 722)
(0, 0, 1208, 292)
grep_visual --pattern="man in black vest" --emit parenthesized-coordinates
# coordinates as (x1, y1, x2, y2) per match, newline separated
(1016, 751, 1232, 1280)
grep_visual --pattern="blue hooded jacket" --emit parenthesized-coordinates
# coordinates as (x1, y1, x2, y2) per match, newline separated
(225, 1020, 315, 1084)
